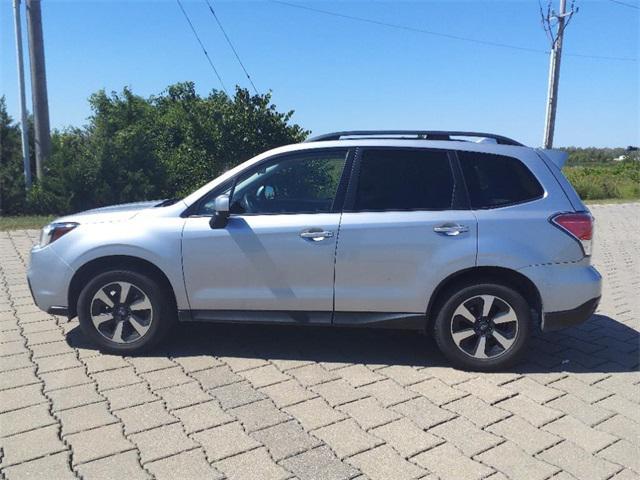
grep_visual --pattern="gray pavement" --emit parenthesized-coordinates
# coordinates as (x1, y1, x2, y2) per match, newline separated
(1, 202, 638, 480)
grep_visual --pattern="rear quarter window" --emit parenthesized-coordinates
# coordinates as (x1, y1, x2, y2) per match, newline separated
(458, 151, 544, 209)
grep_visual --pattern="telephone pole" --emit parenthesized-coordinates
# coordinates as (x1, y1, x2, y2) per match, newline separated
(25, 0, 51, 180)
(12, 0, 32, 189)
(541, 0, 578, 148)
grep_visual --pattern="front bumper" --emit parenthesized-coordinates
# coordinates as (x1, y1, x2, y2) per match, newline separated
(27, 244, 74, 314)
(542, 296, 600, 332)
(26, 277, 66, 315)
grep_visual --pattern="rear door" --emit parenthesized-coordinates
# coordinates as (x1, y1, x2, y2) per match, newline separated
(333, 147, 477, 324)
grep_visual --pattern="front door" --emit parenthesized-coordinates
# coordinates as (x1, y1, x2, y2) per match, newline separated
(182, 148, 350, 324)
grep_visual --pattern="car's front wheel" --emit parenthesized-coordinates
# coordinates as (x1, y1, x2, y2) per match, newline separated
(77, 269, 175, 354)
(433, 282, 532, 371)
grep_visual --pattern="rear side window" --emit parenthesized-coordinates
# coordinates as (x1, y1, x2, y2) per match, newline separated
(353, 149, 455, 211)
(458, 151, 544, 209)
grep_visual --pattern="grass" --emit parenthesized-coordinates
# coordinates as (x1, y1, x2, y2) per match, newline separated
(584, 198, 640, 205)
(0, 215, 55, 231)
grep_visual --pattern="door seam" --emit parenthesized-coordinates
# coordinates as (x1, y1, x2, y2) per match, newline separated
(179, 218, 194, 316)
(331, 211, 343, 325)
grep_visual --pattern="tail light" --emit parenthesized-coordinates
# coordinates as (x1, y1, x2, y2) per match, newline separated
(551, 212, 593, 256)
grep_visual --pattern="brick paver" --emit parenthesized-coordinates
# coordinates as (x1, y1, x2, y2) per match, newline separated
(313, 419, 383, 459)
(0, 202, 638, 479)
(192, 422, 261, 462)
(347, 445, 425, 480)
(251, 420, 322, 461)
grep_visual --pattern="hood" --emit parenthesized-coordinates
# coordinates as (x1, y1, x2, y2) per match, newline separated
(53, 200, 164, 225)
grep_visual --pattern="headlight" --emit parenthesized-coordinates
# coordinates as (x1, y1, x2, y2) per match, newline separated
(40, 222, 78, 247)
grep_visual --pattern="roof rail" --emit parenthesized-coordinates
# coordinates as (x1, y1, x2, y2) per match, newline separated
(305, 130, 524, 146)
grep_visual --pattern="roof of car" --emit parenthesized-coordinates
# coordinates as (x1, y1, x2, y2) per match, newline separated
(293, 139, 531, 157)
(305, 130, 524, 146)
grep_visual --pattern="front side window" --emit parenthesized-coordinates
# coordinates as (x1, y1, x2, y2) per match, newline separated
(229, 150, 348, 215)
(458, 151, 544, 209)
(353, 149, 455, 211)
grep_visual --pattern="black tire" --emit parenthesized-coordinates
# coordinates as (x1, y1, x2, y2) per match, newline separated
(433, 282, 532, 371)
(77, 269, 175, 354)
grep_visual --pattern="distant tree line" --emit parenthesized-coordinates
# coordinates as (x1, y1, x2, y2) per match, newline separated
(561, 146, 639, 166)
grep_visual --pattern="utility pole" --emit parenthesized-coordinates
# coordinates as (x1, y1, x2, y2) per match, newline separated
(541, 0, 578, 148)
(13, 0, 32, 190)
(25, 0, 51, 180)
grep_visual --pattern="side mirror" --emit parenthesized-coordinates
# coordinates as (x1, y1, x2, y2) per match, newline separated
(209, 194, 230, 229)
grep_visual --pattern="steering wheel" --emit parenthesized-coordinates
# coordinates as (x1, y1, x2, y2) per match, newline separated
(240, 193, 257, 213)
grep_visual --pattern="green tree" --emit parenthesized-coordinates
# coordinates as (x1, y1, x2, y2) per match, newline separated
(153, 83, 308, 197)
(25, 82, 308, 214)
(0, 97, 29, 214)
(28, 128, 94, 214)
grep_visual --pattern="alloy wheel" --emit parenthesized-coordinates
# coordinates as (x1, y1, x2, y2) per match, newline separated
(450, 294, 519, 359)
(90, 281, 153, 344)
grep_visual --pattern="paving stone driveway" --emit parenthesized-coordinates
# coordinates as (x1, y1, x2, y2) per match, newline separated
(1, 203, 638, 480)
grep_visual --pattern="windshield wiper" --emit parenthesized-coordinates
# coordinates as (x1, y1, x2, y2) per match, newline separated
(155, 198, 180, 207)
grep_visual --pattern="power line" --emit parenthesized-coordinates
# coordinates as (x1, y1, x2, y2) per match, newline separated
(608, 0, 639, 9)
(176, 0, 228, 94)
(205, 0, 259, 95)
(270, 0, 542, 54)
(270, 0, 637, 62)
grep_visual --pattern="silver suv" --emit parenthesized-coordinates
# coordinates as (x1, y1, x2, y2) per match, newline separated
(28, 131, 602, 370)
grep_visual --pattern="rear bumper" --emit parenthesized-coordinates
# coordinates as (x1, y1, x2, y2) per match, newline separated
(542, 296, 600, 332)
(518, 262, 602, 332)
(519, 262, 602, 309)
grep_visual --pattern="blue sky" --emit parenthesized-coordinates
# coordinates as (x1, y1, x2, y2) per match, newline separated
(1, 0, 638, 147)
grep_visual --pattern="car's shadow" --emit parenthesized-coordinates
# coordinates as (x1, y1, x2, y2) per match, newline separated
(65, 314, 639, 374)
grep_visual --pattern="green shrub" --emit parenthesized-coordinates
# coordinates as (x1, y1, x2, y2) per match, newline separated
(563, 161, 640, 200)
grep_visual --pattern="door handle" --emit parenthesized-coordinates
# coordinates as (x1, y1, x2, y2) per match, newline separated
(300, 229, 334, 241)
(434, 223, 469, 236)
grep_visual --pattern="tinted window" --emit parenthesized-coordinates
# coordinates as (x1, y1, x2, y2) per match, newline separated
(229, 150, 347, 215)
(353, 149, 454, 211)
(458, 151, 544, 209)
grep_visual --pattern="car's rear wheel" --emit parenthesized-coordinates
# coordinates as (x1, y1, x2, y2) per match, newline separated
(433, 282, 532, 371)
(77, 269, 175, 354)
